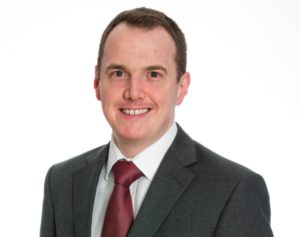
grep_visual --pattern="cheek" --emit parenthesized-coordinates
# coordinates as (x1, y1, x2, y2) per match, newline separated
(101, 85, 119, 99)
(100, 86, 123, 111)
(148, 87, 165, 102)
(151, 87, 178, 109)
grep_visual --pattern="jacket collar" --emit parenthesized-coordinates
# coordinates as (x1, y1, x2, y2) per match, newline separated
(128, 124, 197, 237)
(72, 145, 109, 237)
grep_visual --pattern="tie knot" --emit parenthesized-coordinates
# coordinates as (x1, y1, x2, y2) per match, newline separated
(112, 160, 143, 187)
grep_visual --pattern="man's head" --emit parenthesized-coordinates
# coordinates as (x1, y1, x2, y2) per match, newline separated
(96, 7, 187, 81)
(94, 8, 190, 157)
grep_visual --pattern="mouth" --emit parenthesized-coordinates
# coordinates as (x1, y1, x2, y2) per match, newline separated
(120, 108, 151, 116)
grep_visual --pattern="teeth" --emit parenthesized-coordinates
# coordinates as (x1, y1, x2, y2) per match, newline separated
(122, 109, 149, 115)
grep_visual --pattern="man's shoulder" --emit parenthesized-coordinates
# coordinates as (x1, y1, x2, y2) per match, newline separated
(176, 124, 257, 180)
(192, 140, 260, 184)
(49, 144, 108, 178)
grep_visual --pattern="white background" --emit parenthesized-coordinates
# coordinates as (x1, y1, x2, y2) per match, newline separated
(0, 0, 299, 236)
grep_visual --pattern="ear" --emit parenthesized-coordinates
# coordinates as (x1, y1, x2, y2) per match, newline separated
(176, 72, 190, 105)
(94, 65, 101, 101)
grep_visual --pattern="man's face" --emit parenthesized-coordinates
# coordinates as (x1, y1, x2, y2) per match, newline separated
(95, 23, 189, 151)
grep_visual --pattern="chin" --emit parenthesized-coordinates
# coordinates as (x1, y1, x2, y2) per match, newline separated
(120, 131, 146, 141)
(113, 125, 142, 137)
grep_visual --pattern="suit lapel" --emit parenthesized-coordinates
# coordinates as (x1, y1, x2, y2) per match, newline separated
(72, 145, 109, 237)
(128, 125, 197, 237)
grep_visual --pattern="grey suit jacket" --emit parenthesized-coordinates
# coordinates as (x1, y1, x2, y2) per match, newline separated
(40, 125, 273, 237)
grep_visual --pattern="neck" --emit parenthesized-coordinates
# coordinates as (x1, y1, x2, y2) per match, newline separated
(113, 137, 154, 158)
(113, 126, 174, 158)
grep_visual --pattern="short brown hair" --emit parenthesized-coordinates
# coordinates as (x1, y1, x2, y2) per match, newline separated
(97, 7, 187, 81)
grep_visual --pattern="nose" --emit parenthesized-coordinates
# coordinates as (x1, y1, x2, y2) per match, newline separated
(124, 77, 145, 100)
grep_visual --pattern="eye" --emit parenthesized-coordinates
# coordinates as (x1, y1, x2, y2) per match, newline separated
(110, 70, 128, 80)
(147, 71, 162, 80)
(113, 70, 124, 77)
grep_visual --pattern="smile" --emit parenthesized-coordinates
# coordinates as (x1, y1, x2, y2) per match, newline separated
(120, 108, 151, 115)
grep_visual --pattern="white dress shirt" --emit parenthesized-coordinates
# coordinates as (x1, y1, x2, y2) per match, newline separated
(91, 123, 177, 237)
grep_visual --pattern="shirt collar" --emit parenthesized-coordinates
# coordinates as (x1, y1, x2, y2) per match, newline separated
(105, 122, 177, 181)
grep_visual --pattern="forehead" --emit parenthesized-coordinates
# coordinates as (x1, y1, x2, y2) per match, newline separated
(106, 22, 175, 45)
(102, 23, 176, 68)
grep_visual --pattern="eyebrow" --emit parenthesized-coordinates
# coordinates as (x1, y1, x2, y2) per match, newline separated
(145, 65, 168, 75)
(105, 64, 127, 73)
(105, 63, 168, 75)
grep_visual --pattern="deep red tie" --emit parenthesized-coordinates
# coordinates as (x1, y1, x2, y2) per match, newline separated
(101, 160, 143, 237)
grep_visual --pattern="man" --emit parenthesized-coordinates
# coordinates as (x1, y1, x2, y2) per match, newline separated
(40, 7, 273, 237)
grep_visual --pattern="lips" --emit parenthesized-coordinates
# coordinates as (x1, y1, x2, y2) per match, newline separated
(120, 108, 151, 115)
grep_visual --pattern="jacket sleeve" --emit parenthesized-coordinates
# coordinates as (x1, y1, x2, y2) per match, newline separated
(40, 166, 56, 237)
(215, 173, 273, 237)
